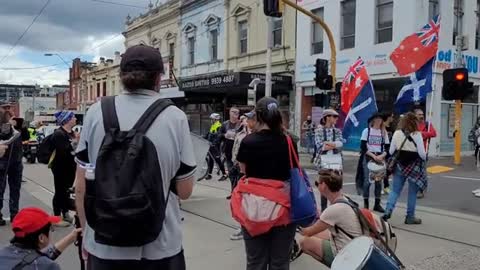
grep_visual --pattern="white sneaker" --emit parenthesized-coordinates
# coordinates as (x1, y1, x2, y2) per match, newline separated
(472, 189, 480, 194)
(474, 192, 480, 198)
(229, 229, 243, 241)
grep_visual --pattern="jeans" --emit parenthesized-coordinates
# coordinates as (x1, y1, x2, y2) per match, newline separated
(0, 161, 23, 218)
(225, 158, 235, 191)
(385, 167, 419, 218)
(243, 224, 296, 270)
(87, 250, 186, 270)
(362, 158, 382, 199)
(52, 164, 76, 216)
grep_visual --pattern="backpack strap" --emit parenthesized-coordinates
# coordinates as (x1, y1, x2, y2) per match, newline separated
(335, 196, 405, 269)
(133, 99, 174, 134)
(12, 251, 44, 270)
(101, 96, 120, 132)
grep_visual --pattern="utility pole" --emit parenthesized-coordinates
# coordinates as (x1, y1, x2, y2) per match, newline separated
(453, 0, 464, 165)
(265, 17, 273, 97)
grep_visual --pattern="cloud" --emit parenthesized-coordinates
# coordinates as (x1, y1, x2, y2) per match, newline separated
(0, 0, 162, 85)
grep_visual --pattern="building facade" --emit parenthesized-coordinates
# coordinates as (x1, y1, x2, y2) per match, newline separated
(83, 54, 121, 110)
(295, 0, 480, 156)
(0, 84, 39, 103)
(124, 0, 181, 90)
(123, 0, 296, 135)
(66, 58, 95, 112)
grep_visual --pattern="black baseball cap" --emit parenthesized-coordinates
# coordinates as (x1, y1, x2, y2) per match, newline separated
(120, 45, 164, 73)
(256, 97, 279, 112)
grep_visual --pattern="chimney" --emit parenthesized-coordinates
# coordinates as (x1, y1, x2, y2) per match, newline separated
(114, 51, 121, 62)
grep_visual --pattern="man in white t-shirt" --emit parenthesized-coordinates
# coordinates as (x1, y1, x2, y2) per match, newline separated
(359, 113, 390, 212)
(299, 169, 363, 268)
(74, 45, 196, 270)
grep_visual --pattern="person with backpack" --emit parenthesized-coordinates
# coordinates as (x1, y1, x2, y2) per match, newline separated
(74, 45, 196, 270)
(233, 97, 296, 270)
(0, 207, 81, 270)
(49, 110, 78, 227)
(382, 112, 427, 225)
(356, 113, 389, 213)
(299, 169, 363, 268)
(313, 109, 343, 212)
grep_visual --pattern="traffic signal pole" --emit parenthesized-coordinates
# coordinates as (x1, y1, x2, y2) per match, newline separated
(280, 0, 337, 87)
(453, 0, 464, 165)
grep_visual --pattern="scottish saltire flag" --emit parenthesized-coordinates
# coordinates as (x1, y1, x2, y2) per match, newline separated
(394, 57, 434, 113)
(342, 65, 378, 146)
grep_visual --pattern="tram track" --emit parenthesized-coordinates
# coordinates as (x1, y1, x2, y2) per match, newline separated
(24, 175, 480, 249)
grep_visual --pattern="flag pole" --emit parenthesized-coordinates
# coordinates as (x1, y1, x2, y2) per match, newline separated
(426, 57, 437, 154)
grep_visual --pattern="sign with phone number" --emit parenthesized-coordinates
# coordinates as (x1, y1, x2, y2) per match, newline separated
(181, 74, 236, 90)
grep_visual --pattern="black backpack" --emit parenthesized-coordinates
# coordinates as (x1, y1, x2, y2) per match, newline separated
(85, 96, 173, 247)
(37, 133, 55, 165)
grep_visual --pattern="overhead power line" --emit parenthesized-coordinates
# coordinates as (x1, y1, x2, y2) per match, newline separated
(90, 0, 147, 9)
(0, 63, 63, 70)
(0, 0, 52, 66)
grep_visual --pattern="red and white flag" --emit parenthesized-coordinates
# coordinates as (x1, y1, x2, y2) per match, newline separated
(390, 15, 441, 76)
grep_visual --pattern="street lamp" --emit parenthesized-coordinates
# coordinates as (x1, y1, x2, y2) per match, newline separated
(44, 53, 70, 68)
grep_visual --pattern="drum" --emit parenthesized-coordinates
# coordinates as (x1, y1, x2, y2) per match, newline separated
(331, 236, 401, 270)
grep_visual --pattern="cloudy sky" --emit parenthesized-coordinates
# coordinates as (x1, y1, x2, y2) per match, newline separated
(0, 0, 157, 86)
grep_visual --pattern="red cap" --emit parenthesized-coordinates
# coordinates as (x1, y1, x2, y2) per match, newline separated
(12, 207, 61, 237)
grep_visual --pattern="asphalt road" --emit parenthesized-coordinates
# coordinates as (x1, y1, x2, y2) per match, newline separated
(305, 155, 480, 217)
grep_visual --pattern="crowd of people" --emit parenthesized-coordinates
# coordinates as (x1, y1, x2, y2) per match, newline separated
(0, 43, 478, 270)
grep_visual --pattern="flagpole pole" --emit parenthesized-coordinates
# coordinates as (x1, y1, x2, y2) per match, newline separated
(426, 57, 437, 155)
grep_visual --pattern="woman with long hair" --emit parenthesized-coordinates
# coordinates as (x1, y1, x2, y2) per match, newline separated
(236, 97, 296, 270)
(383, 112, 427, 224)
(357, 113, 389, 212)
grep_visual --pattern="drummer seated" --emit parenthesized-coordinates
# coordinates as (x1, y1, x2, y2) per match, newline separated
(299, 169, 363, 268)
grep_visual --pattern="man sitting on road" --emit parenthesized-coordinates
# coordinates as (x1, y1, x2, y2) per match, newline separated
(299, 169, 363, 268)
(0, 207, 81, 270)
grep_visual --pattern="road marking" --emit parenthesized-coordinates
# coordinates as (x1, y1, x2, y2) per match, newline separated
(441, 176, 480, 182)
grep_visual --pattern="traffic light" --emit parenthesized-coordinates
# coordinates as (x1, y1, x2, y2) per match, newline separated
(263, 0, 283, 17)
(442, 68, 474, 100)
(315, 59, 333, 90)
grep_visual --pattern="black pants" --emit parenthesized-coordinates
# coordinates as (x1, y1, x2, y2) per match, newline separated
(87, 250, 186, 270)
(51, 164, 75, 216)
(207, 147, 226, 175)
(0, 161, 23, 219)
(243, 224, 296, 270)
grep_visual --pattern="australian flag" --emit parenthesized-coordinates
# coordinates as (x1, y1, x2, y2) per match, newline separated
(394, 57, 434, 113)
(343, 64, 378, 145)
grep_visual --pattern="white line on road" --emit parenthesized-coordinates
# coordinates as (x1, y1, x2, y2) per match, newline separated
(441, 176, 480, 182)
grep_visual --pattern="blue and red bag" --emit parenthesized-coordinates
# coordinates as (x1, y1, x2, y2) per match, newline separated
(286, 136, 318, 227)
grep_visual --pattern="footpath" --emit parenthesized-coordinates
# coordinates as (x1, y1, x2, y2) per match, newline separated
(0, 161, 479, 269)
